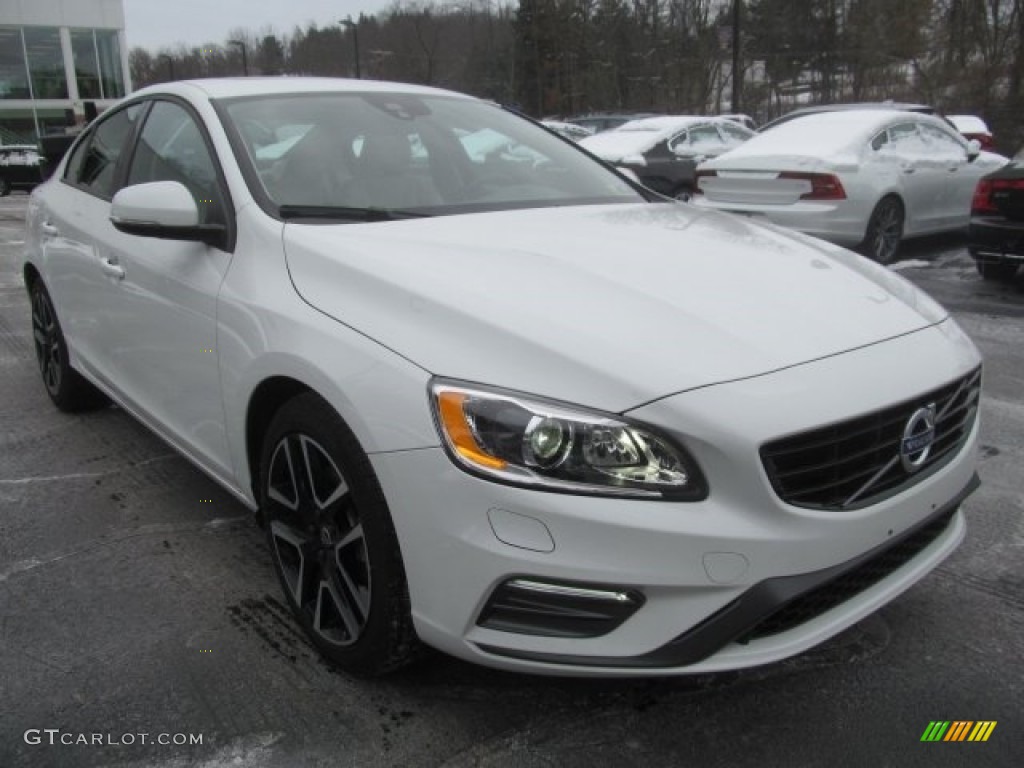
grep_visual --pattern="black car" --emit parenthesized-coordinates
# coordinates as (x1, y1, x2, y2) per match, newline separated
(0, 145, 45, 195)
(969, 146, 1024, 281)
(579, 116, 755, 200)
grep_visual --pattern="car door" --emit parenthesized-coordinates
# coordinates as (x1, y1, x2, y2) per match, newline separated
(39, 102, 146, 381)
(876, 121, 945, 234)
(97, 98, 237, 478)
(918, 121, 977, 226)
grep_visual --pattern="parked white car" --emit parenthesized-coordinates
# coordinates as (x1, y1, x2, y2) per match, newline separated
(24, 79, 981, 677)
(694, 110, 1007, 263)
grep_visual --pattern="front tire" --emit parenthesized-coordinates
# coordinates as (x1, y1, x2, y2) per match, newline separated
(976, 260, 1019, 281)
(30, 280, 107, 411)
(860, 196, 904, 265)
(672, 186, 694, 202)
(259, 393, 419, 676)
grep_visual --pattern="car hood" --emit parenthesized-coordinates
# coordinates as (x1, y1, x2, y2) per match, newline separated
(283, 203, 947, 412)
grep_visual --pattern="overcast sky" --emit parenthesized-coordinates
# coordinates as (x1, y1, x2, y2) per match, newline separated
(123, 0, 396, 51)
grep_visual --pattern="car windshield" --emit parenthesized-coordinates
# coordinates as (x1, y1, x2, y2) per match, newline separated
(219, 92, 643, 218)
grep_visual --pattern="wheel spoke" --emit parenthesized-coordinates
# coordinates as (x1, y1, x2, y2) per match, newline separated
(334, 524, 371, 620)
(314, 577, 362, 644)
(266, 438, 300, 512)
(300, 435, 349, 511)
(269, 520, 318, 607)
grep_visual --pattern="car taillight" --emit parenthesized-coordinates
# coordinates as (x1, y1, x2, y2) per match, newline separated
(972, 179, 997, 215)
(693, 169, 717, 194)
(972, 178, 1024, 215)
(777, 172, 847, 200)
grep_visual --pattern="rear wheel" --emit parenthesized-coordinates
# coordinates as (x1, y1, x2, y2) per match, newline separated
(976, 260, 1019, 281)
(30, 280, 108, 411)
(260, 393, 419, 676)
(0, 178, 10, 196)
(860, 196, 904, 265)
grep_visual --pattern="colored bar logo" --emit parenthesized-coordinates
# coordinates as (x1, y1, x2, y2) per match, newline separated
(921, 721, 997, 742)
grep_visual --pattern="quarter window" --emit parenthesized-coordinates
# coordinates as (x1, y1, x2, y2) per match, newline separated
(717, 121, 753, 144)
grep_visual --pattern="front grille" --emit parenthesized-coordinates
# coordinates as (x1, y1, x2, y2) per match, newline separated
(760, 367, 981, 510)
(742, 507, 957, 640)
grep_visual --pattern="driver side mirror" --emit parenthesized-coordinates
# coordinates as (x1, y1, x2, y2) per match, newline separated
(110, 181, 226, 248)
(966, 139, 982, 162)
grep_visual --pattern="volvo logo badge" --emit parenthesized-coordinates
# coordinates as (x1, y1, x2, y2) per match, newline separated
(901, 404, 936, 473)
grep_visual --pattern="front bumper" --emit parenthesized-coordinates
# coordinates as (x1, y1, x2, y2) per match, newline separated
(371, 320, 980, 676)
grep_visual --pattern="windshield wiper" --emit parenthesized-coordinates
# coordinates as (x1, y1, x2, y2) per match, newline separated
(277, 205, 432, 222)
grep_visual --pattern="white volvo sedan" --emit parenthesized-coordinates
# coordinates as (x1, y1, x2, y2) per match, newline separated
(24, 79, 981, 677)
(693, 110, 1007, 263)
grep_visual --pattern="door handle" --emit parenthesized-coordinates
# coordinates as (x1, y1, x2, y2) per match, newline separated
(41, 222, 59, 237)
(100, 256, 125, 280)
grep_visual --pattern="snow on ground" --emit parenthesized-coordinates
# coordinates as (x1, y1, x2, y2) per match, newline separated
(888, 259, 932, 271)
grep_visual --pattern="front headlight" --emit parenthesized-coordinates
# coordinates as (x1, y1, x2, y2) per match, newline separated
(430, 380, 707, 500)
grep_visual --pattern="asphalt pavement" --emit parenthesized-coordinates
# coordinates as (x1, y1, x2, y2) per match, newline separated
(1, 192, 1021, 767)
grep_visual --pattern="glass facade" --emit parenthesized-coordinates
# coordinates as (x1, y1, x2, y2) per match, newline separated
(71, 28, 125, 100)
(23, 27, 67, 99)
(0, 23, 126, 140)
(96, 30, 124, 99)
(0, 26, 32, 99)
(0, 26, 125, 102)
(71, 29, 101, 98)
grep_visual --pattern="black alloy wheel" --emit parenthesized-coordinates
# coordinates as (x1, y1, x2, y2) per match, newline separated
(861, 196, 904, 265)
(30, 281, 107, 411)
(260, 393, 419, 675)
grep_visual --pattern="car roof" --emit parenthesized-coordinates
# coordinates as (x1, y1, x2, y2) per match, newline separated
(130, 77, 474, 102)
(715, 109, 955, 161)
(617, 115, 720, 132)
(761, 102, 935, 131)
(946, 114, 991, 134)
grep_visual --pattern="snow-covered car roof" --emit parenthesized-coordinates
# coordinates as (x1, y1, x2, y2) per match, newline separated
(579, 116, 721, 159)
(946, 115, 990, 135)
(712, 109, 955, 161)
(541, 120, 594, 140)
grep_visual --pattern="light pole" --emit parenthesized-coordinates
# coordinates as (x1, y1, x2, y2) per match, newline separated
(158, 53, 175, 81)
(341, 16, 361, 79)
(228, 40, 248, 76)
(731, 0, 742, 112)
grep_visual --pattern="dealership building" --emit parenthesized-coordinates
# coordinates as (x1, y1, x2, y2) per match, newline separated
(0, 0, 131, 143)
